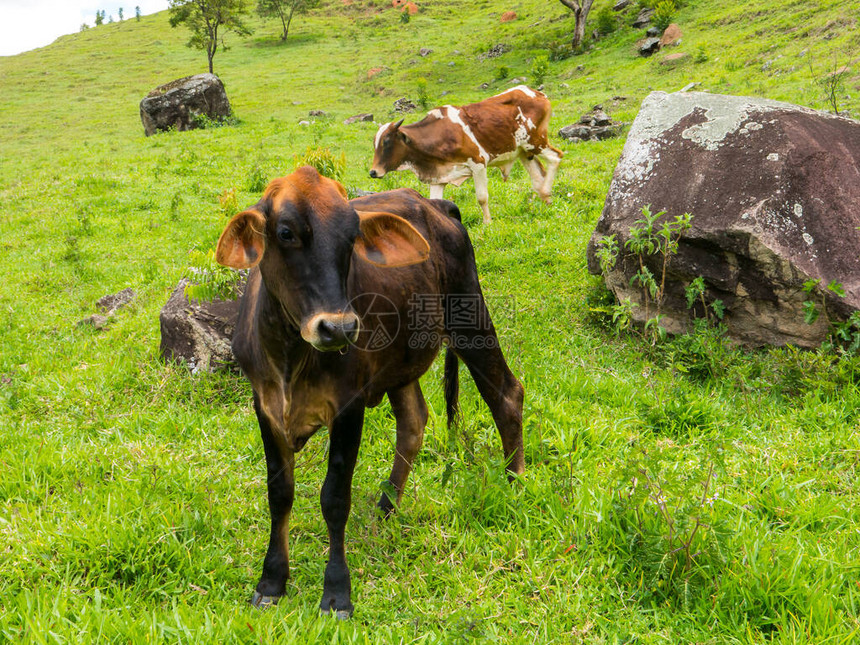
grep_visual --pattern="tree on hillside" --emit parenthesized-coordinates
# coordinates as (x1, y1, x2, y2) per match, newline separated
(168, 0, 252, 75)
(559, 0, 595, 50)
(257, 0, 320, 42)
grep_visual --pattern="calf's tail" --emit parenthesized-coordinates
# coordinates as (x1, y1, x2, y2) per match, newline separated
(444, 348, 460, 428)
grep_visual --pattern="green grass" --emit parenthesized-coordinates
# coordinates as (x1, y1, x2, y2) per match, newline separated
(2, 0, 860, 642)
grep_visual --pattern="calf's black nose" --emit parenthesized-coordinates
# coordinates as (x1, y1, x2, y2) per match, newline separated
(369, 169, 378, 178)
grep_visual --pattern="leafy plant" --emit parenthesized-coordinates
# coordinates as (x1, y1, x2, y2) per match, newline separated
(416, 77, 430, 110)
(611, 445, 728, 608)
(624, 206, 692, 335)
(184, 248, 244, 302)
(802, 279, 860, 353)
(596, 7, 617, 36)
(653, 0, 677, 32)
(168, 0, 253, 74)
(247, 164, 268, 193)
(530, 54, 550, 86)
(293, 145, 346, 181)
(495, 65, 510, 81)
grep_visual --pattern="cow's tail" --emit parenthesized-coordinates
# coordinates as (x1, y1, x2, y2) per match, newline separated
(444, 348, 460, 429)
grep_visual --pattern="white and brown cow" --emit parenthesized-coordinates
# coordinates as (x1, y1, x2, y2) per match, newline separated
(369, 85, 563, 224)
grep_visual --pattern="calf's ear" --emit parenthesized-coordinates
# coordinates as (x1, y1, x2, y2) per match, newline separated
(354, 211, 430, 268)
(215, 209, 267, 269)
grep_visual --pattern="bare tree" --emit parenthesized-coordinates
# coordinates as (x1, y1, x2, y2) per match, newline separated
(169, 0, 252, 74)
(257, 0, 320, 42)
(559, 0, 595, 50)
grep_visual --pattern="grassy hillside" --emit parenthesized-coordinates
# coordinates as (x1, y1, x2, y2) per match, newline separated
(1, 0, 859, 642)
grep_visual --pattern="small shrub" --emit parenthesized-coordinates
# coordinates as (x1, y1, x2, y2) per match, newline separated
(694, 45, 709, 63)
(495, 65, 510, 81)
(530, 54, 550, 86)
(610, 445, 728, 609)
(246, 164, 268, 193)
(416, 77, 430, 109)
(596, 7, 617, 35)
(293, 145, 346, 181)
(399, 9, 410, 24)
(184, 249, 243, 303)
(218, 188, 239, 218)
(191, 112, 239, 129)
(653, 0, 677, 32)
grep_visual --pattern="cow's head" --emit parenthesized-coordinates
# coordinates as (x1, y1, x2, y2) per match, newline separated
(369, 118, 408, 179)
(215, 166, 430, 352)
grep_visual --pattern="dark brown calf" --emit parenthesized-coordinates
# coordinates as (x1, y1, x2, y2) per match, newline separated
(215, 166, 524, 616)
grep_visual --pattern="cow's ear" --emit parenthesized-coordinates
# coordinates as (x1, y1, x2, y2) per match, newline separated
(400, 130, 411, 145)
(354, 211, 430, 268)
(215, 209, 267, 269)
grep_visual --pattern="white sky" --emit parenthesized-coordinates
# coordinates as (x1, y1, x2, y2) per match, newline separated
(0, 0, 170, 57)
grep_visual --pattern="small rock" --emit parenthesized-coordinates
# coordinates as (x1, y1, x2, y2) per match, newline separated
(560, 82, 570, 89)
(646, 26, 661, 37)
(419, 47, 433, 57)
(639, 37, 661, 57)
(613, 0, 630, 10)
(344, 113, 374, 125)
(479, 43, 510, 60)
(78, 314, 109, 330)
(659, 23, 682, 47)
(480, 82, 490, 89)
(559, 125, 593, 141)
(309, 109, 327, 117)
(592, 110, 612, 126)
(366, 67, 386, 80)
(448, 61, 455, 67)
(299, 120, 311, 126)
(97, 288, 136, 314)
(660, 52, 689, 65)
(393, 97, 418, 113)
(632, 7, 654, 28)
(679, 82, 699, 92)
(500, 11, 517, 22)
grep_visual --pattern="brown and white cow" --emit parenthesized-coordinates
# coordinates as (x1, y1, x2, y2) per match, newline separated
(369, 85, 563, 224)
(215, 166, 524, 617)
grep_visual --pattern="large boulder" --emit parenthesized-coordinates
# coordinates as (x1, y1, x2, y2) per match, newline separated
(586, 91, 860, 347)
(140, 74, 231, 136)
(159, 279, 241, 373)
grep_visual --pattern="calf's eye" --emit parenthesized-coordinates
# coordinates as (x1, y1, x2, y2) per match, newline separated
(277, 227, 295, 243)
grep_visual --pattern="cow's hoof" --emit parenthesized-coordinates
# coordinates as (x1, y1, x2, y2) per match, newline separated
(250, 591, 280, 609)
(321, 607, 352, 620)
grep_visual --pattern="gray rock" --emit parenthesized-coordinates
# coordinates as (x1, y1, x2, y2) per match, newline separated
(419, 47, 433, 57)
(613, 0, 630, 9)
(646, 26, 661, 37)
(159, 279, 242, 373)
(586, 91, 860, 347)
(639, 37, 661, 56)
(343, 113, 374, 125)
(558, 125, 594, 141)
(393, 97, 418, 113)
(97, 288, 136, 314)
(479, 43, 510, 60)
(309, 109, 327, 117)
(78, 314, 109, 330)
(139, 74, 231, 137)
(632, 7, 654, 28)
(592, 110, 612, 126)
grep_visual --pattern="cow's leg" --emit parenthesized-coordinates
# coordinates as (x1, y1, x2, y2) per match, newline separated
(319, 403, 365, 618)
(537, 146, 563, 204)
(429, 184, 445, 200)
(521, 154, 546, 193)
(251, 394, 295, 608)
(447, 301, 525, 478)
(471, 165, 491, 224)
(378, 381, 428, 516)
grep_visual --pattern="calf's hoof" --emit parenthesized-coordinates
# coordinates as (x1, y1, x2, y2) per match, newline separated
(250, 590, 280, 609)
(320, 606, 353, 620)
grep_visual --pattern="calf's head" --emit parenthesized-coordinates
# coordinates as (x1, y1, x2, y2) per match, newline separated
(369, 118, 408, 179)
(215, 166, 429, 351)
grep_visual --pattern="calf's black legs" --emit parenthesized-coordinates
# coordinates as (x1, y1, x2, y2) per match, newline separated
(252, 396, 295, 607)
(319, 403, 365, 617)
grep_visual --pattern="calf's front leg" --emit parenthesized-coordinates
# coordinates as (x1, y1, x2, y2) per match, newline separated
(251, 394, 295, 607)
(319, 402, 365, 618)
